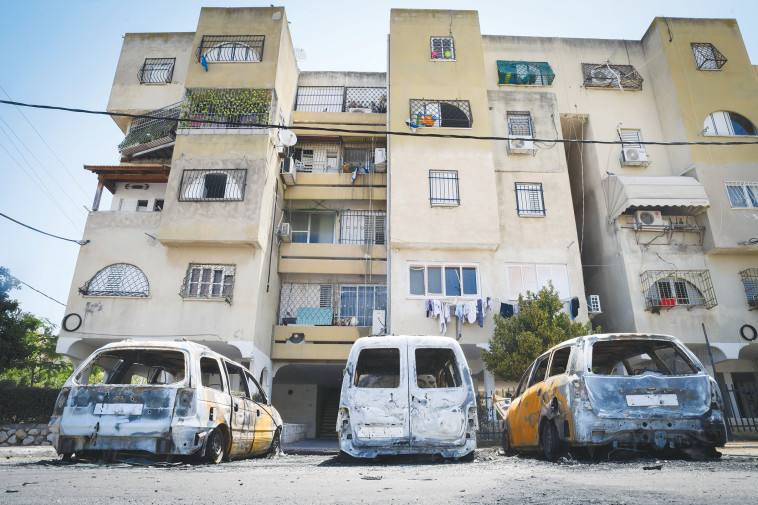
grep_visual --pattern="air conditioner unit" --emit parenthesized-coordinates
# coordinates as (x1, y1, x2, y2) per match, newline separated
(621, 147, 649, 166)
(635, 210, 664, 227)
(279, 157, 297, 185)
(587, 295, 602, 314)
(348, 108, 372, 113)
(507, 138, 534, 154)
(277, 222, 292, 242)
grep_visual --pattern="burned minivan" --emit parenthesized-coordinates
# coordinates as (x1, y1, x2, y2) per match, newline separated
(49, 341, 282, 462)
(495, 333, 727, 460)
(337, 336, 478, 458)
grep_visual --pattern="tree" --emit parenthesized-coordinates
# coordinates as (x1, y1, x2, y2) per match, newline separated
(0, 266, 34, 373)
(482, 283, 597, 382)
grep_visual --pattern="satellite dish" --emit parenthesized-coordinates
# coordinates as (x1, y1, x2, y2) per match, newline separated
(280, 129, 297, 147)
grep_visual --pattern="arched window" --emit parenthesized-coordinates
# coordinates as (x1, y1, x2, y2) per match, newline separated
(703, 111, 757, 136)
(648, 277, 704, 307)
(80, 264, 149, 297)
(204, 42, 259, 62)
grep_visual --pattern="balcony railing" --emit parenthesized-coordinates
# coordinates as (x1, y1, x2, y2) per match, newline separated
(582, 63, 643, 90)
(295, 86, 387, 113)
(278, 282, 386, 327)
(497, 60, 555, 86)
(118, 102, 181, 155)
(178, 88, 273, 129)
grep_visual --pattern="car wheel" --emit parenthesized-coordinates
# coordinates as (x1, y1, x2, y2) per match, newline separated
(61, 453, 73, 463)
(502, 424, 514, 456)
(266, 428, 282, 457)
(204, 428, 226, 464)
(540, 420, 560, 461)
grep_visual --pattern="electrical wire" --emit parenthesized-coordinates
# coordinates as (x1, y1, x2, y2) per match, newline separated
(2, 99, 758, 147)
(7, 273, 66, 306)
(0, 211, 89, 245)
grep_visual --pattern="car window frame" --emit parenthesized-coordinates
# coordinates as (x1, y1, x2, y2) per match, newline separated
(199, 355, 227, 392)
(547, 346, 572, 378)
(244, 369, 269, 404)
(223, 360, 252, 399)
(528, 354, 550, 388)
(514, 362, 535, 398)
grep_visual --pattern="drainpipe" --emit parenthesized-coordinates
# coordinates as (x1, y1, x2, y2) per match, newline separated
(385, 33, 391, 335)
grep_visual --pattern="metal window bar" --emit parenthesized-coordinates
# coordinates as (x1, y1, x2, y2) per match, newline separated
(197, 35, 264, 63)
(181, 264, 235, 299)
(178, 169, 247, 201)
(338, 285, 387, 327)
(79, 263, 149, 297)
(620, 129, 642, 148)
(179, 88, 273, 129)
(515, 183, 545, 216)
(339, 210, 386, 245)
(640, 270, 717, 310)
(278, 283, 335, 325)
(118, 102, 181, 153)
(507, 112, 533, 137)
(429, 170, 460, 206)
(430, 37, 455, 60)
(497, 61, 555, 86)
(691, 43, 727, 70)
(740, 269, 758, 309)
(720, 383, 758, 434)
(725, 182, 758, 209)
(475, 389, 515, 442)
(582, 63, 643, 90)
(138, 58, 175, 84)
(294, 86, 387, 113)
(292, 141, 340, 173)
(410, 99, 472, 128)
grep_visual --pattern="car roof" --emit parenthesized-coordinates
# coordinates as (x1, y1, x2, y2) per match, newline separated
(543, 332, 684, 356)
(351, 335, 463, 351)
(94, 339, 221, 357)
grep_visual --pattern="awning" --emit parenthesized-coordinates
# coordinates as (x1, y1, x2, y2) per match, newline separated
(602, 175, 710, 220)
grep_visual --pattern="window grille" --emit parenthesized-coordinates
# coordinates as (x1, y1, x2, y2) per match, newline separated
(704, 112, 757, 136)
(515, 183, 545, 217)
(507, 112, 533, 137)
(80, 264, 149, 297)
(179, 88, 273, 129)
(294, 86, 387, 113)
(740, 269, 758, 309)
(182, 264, 235, 299)
(497, 61, 555, 86)
(197, 35, 264, 63)
(278, 283, 334, 325)
(429, 170, 460, 206)
(178, 169, 246, 201)
(430, 37, 455, 60)
(118, 102, 181, 154)
(725, 182, 758, 209)
(338, 285, 387, 326)
(339, 210, 386, 245)
(620, 129, 643, 148)
(138, 58, 175, 84)
(582, 63, 643, 90)
(292, 141, 340, 172)
(409, 99, 472, 128)
(691, 43, 727, 70)
(640, 270, 717, 310)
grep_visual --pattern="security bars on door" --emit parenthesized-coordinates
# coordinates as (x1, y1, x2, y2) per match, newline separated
(515, 183, 545, 216)
(178, 169, 246, 201)
(429, 170, 460, 206)
(339, 210, 386, 245)
(197, 35, 264, 62)
(294, 86, 387, 113)
(409, 99, 472, 128)
(138, 58, 175, 84)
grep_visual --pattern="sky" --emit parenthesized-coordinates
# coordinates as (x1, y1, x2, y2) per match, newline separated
(1, 0, 756, 327)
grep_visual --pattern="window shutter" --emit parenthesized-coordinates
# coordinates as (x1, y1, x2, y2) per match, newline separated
(507, 266, 523, 301)
(522, 265, 538, 295)
(320, 284, 333, 308)
(620, 129, 642, 148)
(551, 265, 570, 300)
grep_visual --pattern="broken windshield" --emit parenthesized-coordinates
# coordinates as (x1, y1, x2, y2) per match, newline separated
(75, 349, 188, 386)
(590, 339, 699, 376)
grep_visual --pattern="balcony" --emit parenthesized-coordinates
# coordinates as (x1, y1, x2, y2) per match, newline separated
(118, 102, 180, 159)
(497, 60, 555, 86)
(177, 88, 273, 134)
(288, 138, 386, 174)
(295, 86, 386, 114)
(582, 63, 643, 91)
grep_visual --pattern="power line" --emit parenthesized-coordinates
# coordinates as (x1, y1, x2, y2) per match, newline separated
(7, 273, 66, 307)
(1, 99, 758, 147)
(0, 211, 89, 245)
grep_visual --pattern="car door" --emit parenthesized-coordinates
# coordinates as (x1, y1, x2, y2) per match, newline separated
(408, 344, 469, 447)
(224, 361, 256, 457)
(514, 354, 550, 449)
(347, 342, 410, 448)
(244, 370, 276, 454)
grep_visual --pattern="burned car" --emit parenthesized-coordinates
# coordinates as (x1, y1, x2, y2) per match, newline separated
(48, 341, 282, 463)
(494, 333, 727, 460)
(337, 336, 478, 459)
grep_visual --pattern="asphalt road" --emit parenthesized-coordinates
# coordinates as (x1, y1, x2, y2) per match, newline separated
(1, 446, 757, 504)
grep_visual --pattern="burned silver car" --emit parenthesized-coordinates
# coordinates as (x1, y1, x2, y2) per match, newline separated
(494, 333, 727, 460)
(337, 336, 478, 459)
(49, 341, 282, 462)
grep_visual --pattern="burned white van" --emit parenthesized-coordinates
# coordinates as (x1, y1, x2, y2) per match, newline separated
(48, 341, 282, 463)
(337, 336, 478, 458)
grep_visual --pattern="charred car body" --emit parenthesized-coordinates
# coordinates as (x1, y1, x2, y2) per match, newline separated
(49, 341, 282, 462)
(337, 336, 478, 459)
(495, 333, 727, 459)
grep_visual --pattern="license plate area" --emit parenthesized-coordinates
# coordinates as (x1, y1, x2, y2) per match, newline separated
(626, 394, 678, 407)
(94, 403, 144, 415)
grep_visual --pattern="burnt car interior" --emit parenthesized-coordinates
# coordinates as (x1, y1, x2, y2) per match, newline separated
(200, 357, 224, 391)
(76, 350, 186, 385)
(415, 348, 462, 388)
(591, 340, 699, 376)
(354, 348, 400, 388)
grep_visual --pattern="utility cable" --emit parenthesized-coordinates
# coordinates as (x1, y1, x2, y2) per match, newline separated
(2, 99, 758, 147)
(0, 211, 89, 245)
(7, 273, 66, 307)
